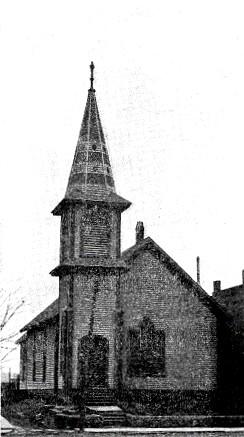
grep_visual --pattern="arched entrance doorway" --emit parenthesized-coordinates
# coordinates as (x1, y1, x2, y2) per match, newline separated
(78, 335, 109, 387)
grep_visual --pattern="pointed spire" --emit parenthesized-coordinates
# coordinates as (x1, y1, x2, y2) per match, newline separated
(65, 63, 116, 199)
(89, 61, 95, 91)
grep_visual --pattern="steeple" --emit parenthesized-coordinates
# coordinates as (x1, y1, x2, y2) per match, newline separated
(65, 62, 116, 200)
(52, 63, 130, 216)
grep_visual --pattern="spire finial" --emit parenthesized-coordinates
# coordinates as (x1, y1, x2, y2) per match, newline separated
(89, 61, 95, 91)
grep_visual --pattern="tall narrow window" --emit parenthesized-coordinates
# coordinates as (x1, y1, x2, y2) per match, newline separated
(61, 213, 69, 261)
(127, 317, 165, 377)
(88, 279, 99, 336)
(60, 310, 68, 376)
(42, 330, 47, 382)
(21, 342, 27, 381)
(32, 332, 37, 381)
(42, 354, 46, 382)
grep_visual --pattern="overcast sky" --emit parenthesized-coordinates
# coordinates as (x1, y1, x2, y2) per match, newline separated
(1, 0, 244, 372)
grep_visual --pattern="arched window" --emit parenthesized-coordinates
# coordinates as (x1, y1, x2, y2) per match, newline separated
(127, 317, 165, 377)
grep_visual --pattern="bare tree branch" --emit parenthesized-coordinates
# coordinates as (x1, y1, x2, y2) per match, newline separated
(1, 300, 24, 330)
(0, 302, 10, 330)
(0, 332, 19, 343)
(0, 290, 25, 363)
(1, 346, 17, 363)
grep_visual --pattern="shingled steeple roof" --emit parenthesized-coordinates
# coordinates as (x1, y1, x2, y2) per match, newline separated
(66, 62, 115, 199)
(52, 63, 131, 215)
(52, 62, 131, 215)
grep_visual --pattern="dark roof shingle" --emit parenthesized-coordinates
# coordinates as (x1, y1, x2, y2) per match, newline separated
(20, 298, 59, 332)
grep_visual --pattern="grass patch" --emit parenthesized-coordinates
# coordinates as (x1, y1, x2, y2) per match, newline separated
(2, 397, 50, 429)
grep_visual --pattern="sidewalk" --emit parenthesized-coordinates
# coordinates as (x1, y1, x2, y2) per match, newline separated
(84, 427, 244, 434)
(2, 416, 244, 436)
(1, 415, 15, 434)
(7, 427, 244, 436)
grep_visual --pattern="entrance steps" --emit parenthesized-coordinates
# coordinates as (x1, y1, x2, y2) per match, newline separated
(49, 388, 127, 428)
(86, 388, 127, 427)
(86, 387, 116, 406)
(87, 406, 127, 427)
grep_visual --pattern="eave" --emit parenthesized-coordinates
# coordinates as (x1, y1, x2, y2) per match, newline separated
(50, 258, 128, 276)
(52, 194, 131, 216)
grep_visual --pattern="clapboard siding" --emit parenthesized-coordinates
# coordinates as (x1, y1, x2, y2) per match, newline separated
(60, 207, 71, 263)
(80, 206, 111, 257)
(19, 323, 57, 390)
(82, 222, 110, 256)
(58, 274, 70, 390)
(71, 272, 118, 389)
(60, 205, 121, 263)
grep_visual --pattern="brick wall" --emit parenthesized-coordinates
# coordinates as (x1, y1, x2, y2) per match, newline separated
(120, 249, 217, 391)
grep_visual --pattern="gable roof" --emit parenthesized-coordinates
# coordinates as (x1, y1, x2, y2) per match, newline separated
(122, 237, 229, 319)
(20, 298, 59, 332)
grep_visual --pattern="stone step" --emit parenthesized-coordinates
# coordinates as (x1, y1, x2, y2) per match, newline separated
(87, 388, 114, 394)
(86, 406, 127, 427)
(86, 393, 116, 406)
(87, 396, 115, 400)
(86, 398, 115, 402)
(53, 404, 127, 429)
(86, 398, 115, 403)
(87, 396, 115, 399)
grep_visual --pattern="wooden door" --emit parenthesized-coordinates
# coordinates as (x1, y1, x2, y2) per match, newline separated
(78, 335, 109, 387)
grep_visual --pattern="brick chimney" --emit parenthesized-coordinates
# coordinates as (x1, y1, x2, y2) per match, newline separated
(136, 221, 144, 244)
(213, 280, 221, 295)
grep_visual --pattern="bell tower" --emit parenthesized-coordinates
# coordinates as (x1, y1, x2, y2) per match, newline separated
(50, 63, 131, 393)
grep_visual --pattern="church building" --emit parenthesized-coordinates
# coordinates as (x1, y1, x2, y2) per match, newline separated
(17, 64, 242, 414)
